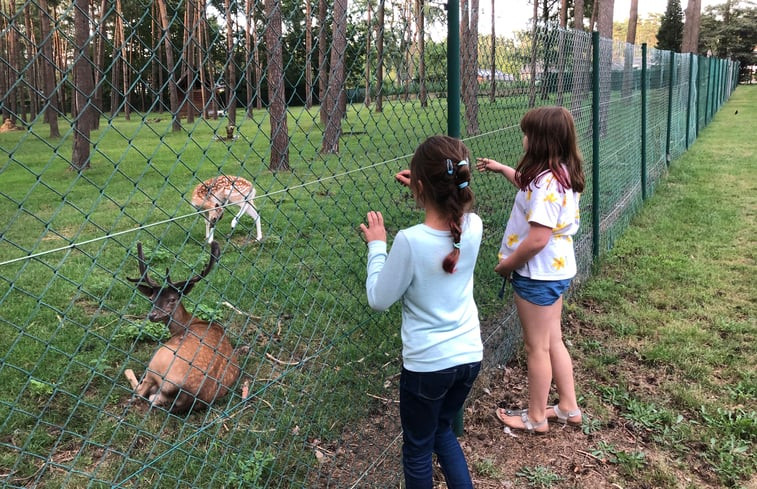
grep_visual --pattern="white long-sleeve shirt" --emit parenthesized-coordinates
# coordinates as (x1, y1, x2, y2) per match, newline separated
(365, 213, 484, 372)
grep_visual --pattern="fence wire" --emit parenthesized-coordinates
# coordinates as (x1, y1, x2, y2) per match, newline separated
(0, 2, 739, 487)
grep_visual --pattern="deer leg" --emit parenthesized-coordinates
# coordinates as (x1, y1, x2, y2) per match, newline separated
(230, 204, 248, 231)
(243, 202, 263, 241)
(124, 368, 139, 389)
(205, 217, 215, 244)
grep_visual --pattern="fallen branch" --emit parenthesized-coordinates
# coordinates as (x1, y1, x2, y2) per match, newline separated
(265, 352, 300, 366)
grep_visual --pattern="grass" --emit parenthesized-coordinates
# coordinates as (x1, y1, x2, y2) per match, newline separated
(568, 85, 756, 487)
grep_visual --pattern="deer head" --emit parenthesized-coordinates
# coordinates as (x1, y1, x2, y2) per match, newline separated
(127, 241, 221, 324)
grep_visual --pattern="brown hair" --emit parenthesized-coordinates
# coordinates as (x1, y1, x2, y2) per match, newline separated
(515, 106, 585, 193)
(410, 135, 474, 273)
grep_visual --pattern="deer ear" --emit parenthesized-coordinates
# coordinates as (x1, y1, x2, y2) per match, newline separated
(136, 284, 154, 297)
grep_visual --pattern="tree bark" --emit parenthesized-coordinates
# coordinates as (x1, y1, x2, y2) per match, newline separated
(157, 0, 182, 131)
(681, 0, 701, 53)
(321, 0, 348, 153)
(364, 0, 372, 107)
(465, 0, 480, 134)
(225, 0, 236, 127)
(306, 0, 314, 108)
(318, 0, 328, 124)
(38, 0, 60, 137)
(418, 0, 427, 107)
(265, 0, 290, 170)
(71, 0, 95, 171)
(375, 0, 384, 113)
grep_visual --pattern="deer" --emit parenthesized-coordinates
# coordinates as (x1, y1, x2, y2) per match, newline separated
(191, 176, 262, 243)
(123, 241, 241, 414)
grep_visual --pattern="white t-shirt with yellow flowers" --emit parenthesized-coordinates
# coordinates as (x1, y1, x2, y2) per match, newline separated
(498, 169, 580, 280)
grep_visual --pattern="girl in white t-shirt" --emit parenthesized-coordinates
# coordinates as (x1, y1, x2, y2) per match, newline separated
(360, 135, 482, 488)
(478, 106, 585, 434)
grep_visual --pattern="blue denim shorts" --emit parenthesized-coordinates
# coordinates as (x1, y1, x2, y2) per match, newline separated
(510, 272, 572, 306)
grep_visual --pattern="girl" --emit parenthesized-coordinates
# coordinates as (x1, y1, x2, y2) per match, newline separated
(359, 135, 483, 488)
(477, 106, 584, 434)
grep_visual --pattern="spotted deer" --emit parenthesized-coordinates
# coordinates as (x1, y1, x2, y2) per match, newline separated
(124, 241, 240, 413)
(191, 176, 262, 243)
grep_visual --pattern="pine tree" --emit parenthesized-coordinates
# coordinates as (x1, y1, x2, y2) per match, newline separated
(656, 0, 684, 51)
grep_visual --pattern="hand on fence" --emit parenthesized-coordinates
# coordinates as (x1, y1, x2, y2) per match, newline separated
(395, 169, 411, 187)
(360, 211, 387, 244)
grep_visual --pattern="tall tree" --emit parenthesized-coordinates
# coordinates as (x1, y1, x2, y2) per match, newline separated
(38, 0, 60, 137)
(699, 1, 757, 81)
(318, 0, 328, 124)
(375, 0, 385, 112)
(417, 0, 427, 107)
(528, 0, 538, 107)
(555, 0, 568, 105)
(265, 0, 290, 170)
(321, 0, 348, 153)
(657, 0, 684, 51)
(569, 0, 587, 119)
(598, 0, 615, 135)
(489, 0, 497, 102)
(622, 0, 639, 96)
(225, 0, 237, 128)
(306, 0, 314, 108)
(682, 0, 702, 53)
(157, 0, 181, 131)
(71, 0, 96, 170)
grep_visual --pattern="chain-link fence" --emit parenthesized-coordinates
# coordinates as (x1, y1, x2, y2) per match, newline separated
(0, 1, 739, 487)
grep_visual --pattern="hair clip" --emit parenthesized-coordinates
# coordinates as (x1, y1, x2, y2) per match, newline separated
(446, 159, 454, 175)
(458, 181, 469, 189)
(457, 160, 469, 167)
(453, 242, 462, 249)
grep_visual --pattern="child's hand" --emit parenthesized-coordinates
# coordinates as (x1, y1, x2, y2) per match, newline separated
(359, 211, 387, 243)
(395, 169, 411, 187)
(494, 259, 513, 278)
(476, 157, 501, 173)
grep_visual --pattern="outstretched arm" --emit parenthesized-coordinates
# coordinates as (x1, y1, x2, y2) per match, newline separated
(476, 157, 518, 187)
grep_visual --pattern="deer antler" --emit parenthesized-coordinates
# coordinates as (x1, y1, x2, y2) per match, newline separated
(169, 241, 221, 294)
(127, 242, 161, 288)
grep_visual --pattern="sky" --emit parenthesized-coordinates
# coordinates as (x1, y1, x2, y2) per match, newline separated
(475, 0, 723, 37)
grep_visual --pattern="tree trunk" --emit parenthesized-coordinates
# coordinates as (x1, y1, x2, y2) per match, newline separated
(318, 0, 328, 124)
(570, 0, 587, 119)
(265, 0, 290, 170)
(225, 0, 236, 127)
(681, 0, 701, 53)
(6, 0, 20, 124)
(157, 0, 181, 131)
(529, 0, 538, 107)
(364, 0, 372, 107)
(465, 0, 480, 134)
(92, 0, 107, 128)
(418, 0, 427, 107)
(489, 0, 496, 102)
(183, 0, 196, 123)
(555, 0, 568, 105)
(38, 0, 60, 137)
(597, 0, 614, 135)
(71, 0, 95, 171)
(321, 0, 348, 153)
(375, 0, 384, 113)
(306, 0, 314, 108)
(622, 0, 639, 97)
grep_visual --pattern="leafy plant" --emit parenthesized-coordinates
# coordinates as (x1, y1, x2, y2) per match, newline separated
(115, 320, 171, 342)
(515, 466, 562, 488)
(225, 451, 276, 488)
(28, 379, 54, 397)
(193, 302, 222, 321)
(473, 458, 502, 478)
(591, 441, 646, 472)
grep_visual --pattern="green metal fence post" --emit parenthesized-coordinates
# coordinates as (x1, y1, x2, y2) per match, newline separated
(685, 53, 694, 149)
(592, 31, 600, 259)
(641, 44, 648, 201)
(447, 0, 461, 139)
(446, 0, 465, 438)
(705, 57, 712, 125)
(665, 52, 675, 166)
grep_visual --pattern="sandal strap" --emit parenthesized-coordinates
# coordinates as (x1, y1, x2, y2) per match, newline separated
(553, 404, 581, 420)
(520, 412, 547, 432)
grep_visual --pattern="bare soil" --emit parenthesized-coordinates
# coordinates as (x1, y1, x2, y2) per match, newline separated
(311, 309, 735, 488)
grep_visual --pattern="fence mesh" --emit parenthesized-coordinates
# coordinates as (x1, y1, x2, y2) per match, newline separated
(0, 2, 739, 487)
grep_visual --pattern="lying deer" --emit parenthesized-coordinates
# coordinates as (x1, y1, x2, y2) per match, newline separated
(191, 176, 262, 243)
(124, 241, 240, 413)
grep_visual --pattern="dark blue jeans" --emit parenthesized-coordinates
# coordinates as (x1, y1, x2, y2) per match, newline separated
(399, 362, 481, 489)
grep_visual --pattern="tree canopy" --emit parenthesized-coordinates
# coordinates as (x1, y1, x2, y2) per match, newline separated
(656, 0, 684, 51)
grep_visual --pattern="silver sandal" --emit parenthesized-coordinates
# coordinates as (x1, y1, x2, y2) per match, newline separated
(551, 404, 582, 426)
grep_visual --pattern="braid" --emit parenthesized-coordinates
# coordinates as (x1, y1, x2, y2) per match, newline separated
(411, 135, 475, 273)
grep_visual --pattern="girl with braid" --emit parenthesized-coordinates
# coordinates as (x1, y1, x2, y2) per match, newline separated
(359, 135, 483, 489)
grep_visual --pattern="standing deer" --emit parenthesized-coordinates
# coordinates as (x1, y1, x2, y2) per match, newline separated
(124, 241, 240, 413)
(191, 176, 262, 243)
